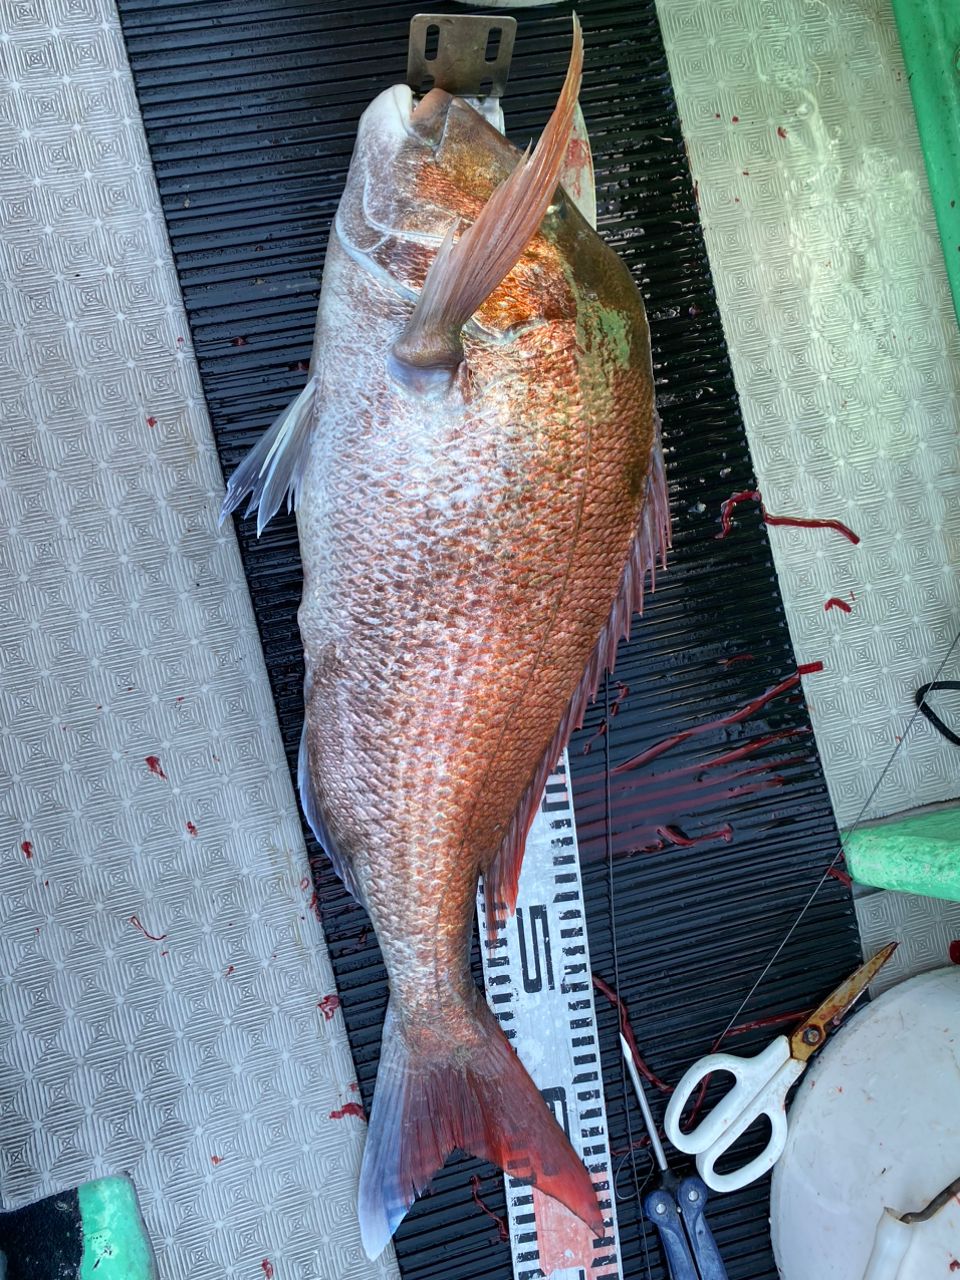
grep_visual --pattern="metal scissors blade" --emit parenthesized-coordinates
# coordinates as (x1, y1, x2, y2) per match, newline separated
(619, 1035, 730, 1279)
(663, 943, 898, 1193)
(788, 941, 898, 1061)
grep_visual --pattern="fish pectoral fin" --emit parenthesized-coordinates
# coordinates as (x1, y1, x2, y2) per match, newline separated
(219, 373, 318, 535)
(358, 995, 603, 1259)
(388, 16, 584, 389)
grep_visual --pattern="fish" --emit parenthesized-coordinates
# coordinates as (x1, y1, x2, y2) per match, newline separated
(221, 16, 669, 1260)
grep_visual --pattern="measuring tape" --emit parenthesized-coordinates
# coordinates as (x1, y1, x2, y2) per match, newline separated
(479, 751, 623, 1280)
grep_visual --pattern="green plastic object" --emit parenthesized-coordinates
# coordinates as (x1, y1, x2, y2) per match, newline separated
(890, 0, 960, 328)
(845, 806, 960, 902)
(77, 1177, 156, 1280)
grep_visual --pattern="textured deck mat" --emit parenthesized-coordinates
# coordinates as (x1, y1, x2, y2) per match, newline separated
(115, 2, 864, 1277)
(656, 0, 960, 830)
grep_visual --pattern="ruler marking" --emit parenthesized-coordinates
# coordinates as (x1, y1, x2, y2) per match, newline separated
(479, 750, 622, 1280)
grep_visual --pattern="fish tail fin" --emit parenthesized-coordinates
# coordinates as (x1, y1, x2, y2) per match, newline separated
(390, 15, 584, 385)
(219, 373, 318, 535)
(358, 994, 603, 1258)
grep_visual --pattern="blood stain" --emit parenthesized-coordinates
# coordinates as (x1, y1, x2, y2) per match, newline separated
(614, 670, 809, 774)
(210, 1155, 222, 1165)
(146, 416, 157, 428)
(129, 914, 167, 942)
(329, 1102, 364, 1120)
(231, 336, 248, 348)
(717, 489, 860, 544)
(186, 821, 198, 836)
(731, 115, 739, 123)
(470, 1174, 509, 1243)
(300, 876, 310, 892)
(657, 823, 733, 848)
(777, 125, 788, 138)
(318, 994, 341, 1020)
(826, 865, 853, 888)
(824, 597, 853, 614)
(261, 1262, 274, 1280)
(949, 941, 960, 964)
(565, 136, 591, 170)
(145, 755, 168, 780)
(21, 840, 33, 859)
(225, 965, 235, 976)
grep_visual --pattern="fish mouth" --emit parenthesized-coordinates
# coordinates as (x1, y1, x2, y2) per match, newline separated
(408, 87, 454, 145)
(384, 81, 453, 147)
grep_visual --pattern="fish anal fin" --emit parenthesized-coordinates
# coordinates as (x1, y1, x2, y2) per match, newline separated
(358, 995, 603, 1259)
(485, 422, 671, 926)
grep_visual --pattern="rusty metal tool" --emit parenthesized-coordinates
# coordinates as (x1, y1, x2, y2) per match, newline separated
(664, 943, 898, 1192)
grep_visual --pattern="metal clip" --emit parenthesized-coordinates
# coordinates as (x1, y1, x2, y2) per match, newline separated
(407, 14, 517, 98)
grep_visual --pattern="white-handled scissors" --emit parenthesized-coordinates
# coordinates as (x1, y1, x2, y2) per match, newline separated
(663, 942, 898, 1193)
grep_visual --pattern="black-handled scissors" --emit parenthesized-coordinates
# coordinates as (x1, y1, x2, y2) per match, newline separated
(620, 1034, 729, 1280)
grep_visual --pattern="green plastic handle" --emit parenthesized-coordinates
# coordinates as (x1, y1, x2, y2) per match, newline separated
(890, 0, 960, 330)
(78, 1177, 157, 1280)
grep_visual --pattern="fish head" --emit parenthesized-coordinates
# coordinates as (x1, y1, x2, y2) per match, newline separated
(331, 44, 646, 412)
(335, 84, 574, 343)
(339, 83, 515, 250)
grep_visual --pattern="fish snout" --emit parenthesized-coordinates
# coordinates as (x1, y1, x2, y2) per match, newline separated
(409, 87, 453, 145)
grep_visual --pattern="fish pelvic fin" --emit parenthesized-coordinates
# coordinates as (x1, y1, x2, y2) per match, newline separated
(218, 373, 318, 535)
(358, 993, 603, 1258)
(485, 419, 672, 927)
(389, 15, 584, 388)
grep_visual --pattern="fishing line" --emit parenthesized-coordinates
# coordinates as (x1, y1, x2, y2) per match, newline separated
(715, 619, 960, 1046)
(603, 670, 653, 1280)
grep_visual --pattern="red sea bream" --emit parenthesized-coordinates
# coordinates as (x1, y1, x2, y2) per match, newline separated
(222, 18, 669, 1258)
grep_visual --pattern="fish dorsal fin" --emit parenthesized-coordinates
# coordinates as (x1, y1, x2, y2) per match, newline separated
(389, 15, 584, 390)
